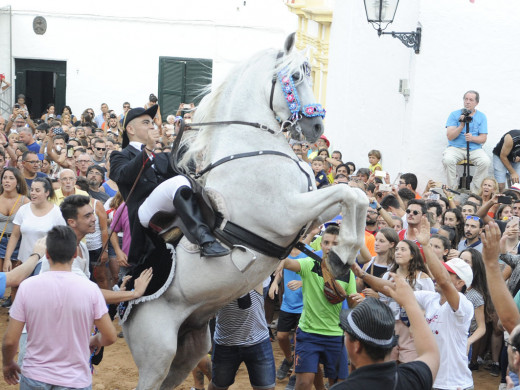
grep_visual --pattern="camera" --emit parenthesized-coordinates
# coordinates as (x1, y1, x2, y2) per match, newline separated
(459, 108, 473, 123)
(14, 104, 20, 109)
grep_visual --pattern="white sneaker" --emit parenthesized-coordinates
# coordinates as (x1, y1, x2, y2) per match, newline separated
(499, 383, 507, 390)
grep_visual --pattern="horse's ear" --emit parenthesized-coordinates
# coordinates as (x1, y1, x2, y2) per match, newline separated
(284, 33, 296, 55)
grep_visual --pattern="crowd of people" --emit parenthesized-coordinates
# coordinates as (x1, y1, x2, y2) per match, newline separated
(0, 89, 520, 390)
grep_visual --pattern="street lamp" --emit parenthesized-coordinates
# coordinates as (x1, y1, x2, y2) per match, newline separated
(363, 0, 421, 54)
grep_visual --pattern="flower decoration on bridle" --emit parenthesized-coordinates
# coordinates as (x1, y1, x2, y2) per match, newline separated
(277, 65, 326, 122)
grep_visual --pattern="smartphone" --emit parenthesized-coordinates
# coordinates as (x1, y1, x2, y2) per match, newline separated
(428, 193, 440, 201)
(14, 103, 20, 109)
(431, 188, 443, 195)
(183, 104, 191, 109)
(67, 145, 74, 158)
(184, 119, 192, 124)
(374, 170, 386, 178)
(498, 196, 513, 204)
(379, 184, 392, 192)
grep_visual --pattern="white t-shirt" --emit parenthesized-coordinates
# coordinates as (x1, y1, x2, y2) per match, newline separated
(13, 203, 66, 262)
(414, 290, 474, 390)
(39, 241, 90, 279)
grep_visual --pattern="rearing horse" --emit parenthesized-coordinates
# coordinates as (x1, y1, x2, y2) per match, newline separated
(123, 34, 368, 389)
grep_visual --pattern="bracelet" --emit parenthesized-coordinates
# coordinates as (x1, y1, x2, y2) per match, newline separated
(30, 253, 42, 260)
(448, 196, 453, 200)
(361, 271, 367, 280)
(376, 206, 382, 212)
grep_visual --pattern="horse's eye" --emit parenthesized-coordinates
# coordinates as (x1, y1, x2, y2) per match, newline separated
(292, 72, 301, 81)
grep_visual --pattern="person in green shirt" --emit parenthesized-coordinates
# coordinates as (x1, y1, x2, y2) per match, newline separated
(281, 224, 356, 390)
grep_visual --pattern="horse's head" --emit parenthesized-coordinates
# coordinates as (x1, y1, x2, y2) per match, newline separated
(270, 33, 324, 144)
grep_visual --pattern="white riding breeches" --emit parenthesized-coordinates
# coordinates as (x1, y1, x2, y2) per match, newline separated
(138, 175, 192, 228)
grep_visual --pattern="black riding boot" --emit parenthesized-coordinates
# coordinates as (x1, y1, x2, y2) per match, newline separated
(173, 186, 230, 258)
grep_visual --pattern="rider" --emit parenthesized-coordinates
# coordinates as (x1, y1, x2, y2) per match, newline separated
(109, 106, 229, 267)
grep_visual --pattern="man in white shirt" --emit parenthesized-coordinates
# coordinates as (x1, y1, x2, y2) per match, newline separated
(414, 217, 474, 390)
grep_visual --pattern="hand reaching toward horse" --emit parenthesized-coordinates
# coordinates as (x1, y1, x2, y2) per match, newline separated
(133, 268, 153, 299)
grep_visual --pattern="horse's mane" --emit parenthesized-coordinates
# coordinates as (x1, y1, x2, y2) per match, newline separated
(178, 46, 308, 171)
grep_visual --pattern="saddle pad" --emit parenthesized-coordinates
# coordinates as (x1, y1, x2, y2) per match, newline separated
(119, 244, 176, 325)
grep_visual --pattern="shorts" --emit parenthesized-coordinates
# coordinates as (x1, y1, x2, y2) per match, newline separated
(294, 328, 346, 379)
(390, 320, 418, 363)
(493, 154, 520, 184)
(20, 375, 92, 390)
(0, 234, 20, 260)
(211, 337, 275, 389)
(277, 310, 301, 333)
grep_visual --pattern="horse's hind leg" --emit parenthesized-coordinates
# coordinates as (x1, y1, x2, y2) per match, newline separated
(125, 299, 182, 389)
(160, 323, 211, 390)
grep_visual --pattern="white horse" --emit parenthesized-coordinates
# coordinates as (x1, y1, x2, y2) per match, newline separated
(123, 34, 368, 389)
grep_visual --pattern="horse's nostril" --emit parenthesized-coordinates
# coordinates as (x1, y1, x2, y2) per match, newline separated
(314, 124, 322, 135)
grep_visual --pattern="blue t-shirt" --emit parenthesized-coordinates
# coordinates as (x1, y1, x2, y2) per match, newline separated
(0, 273, 6, 298)
(25, 172, 48, 190)
(446, 109, 488, 151)
(26, 142, 40, 153)
(281, 245, 315, 314)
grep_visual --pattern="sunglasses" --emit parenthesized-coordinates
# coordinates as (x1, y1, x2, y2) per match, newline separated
(466, 215, 480, 221)
(95, 147, 106, 151)
(405, 209, 421, 215)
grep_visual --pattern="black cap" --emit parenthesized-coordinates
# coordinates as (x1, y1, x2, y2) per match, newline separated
(339, 297, 398, 349)
(121, 105, 158, 148)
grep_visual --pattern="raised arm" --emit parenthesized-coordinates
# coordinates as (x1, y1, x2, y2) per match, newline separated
(481, 222, 520, 333)
(416, 216, 461, 311)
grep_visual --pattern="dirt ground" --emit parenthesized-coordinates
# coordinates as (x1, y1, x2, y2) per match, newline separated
(0, 302, 503, 390)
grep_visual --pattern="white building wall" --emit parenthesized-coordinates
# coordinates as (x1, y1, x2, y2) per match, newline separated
(327, 0, 520, 191)
(0, 0, 296, 116)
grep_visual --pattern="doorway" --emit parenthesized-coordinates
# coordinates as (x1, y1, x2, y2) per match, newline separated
(14, 59, 66, 119)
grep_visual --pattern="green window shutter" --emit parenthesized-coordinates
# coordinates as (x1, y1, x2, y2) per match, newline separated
(185, 59, 212, 106)
(158, 57, 212, 120)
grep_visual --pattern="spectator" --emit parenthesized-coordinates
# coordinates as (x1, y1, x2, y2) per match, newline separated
(21, 151, 46, 190)
(442, 208, 464, 245)
(311, 156, 328, 189)
(86, 164, 109, 203)
(398, 173, 421, 199)
(458, 215, 484, 252)
(3, 177, 65, 306)
(331, 287, 439, 389)
(357, 228, 399, 296)
(0, 168, 29, 278)
(40, 103, 55, 122)
(415, 217, 475, 390)
(459, 248, 493, 372)
(399, 199, 426, 241)
(208, 289, 275, 390)
(281, 225, 356, 389)
(53, 169, 90, 205)
(492, 130, 520, 191)
(17, 128, 39, 153)
(101, 150, 118, 197)
(442, 90, 490, 193)
(2, 226, 117, 388)
(95, 103, 110, 128)
(357, 239, 434, 363)
(91, 138, 107, 166)
(144, 94, 162, 128)
(367, 149, 383, 172)
(76, 152, 93, 177)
